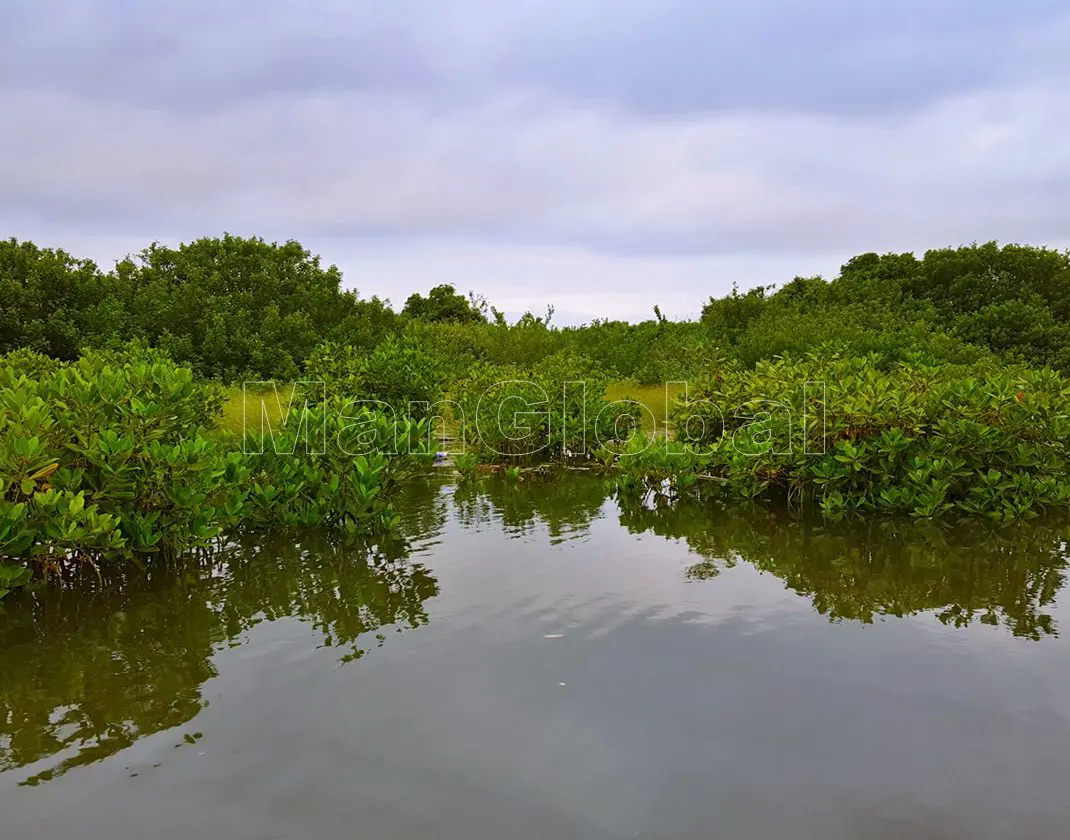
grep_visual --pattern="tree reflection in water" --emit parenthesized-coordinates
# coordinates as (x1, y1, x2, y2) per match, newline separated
(614, 485, 1069, 640)
(459, 472, 1070, 640)
(2, 471, 1068, 787)
(0, 532, 440, 785)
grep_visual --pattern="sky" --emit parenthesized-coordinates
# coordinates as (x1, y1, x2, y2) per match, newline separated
(2, 0, 1068, 323)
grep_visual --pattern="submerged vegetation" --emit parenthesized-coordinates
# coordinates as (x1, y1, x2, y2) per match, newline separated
(5, 232, 1070, 597)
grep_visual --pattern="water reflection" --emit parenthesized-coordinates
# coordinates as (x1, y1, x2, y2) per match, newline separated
(2, 471, 1069, 790)
(451, 469, 609, 542)
(619, 495, 1069, 639)
(0, 534, 439, 785)
(461, 472, 1070, 639)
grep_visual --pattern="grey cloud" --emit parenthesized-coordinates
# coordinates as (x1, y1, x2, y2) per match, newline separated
(2, 0, 1070, 324)
(3, 81, 1069, 258)
(2, 0, 1068, 117)
(498, 0, 1070, 115)
(0, 3, 447, 108)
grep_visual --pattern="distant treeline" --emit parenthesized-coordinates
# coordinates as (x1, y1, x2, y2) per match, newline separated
(6, 234, 1070, 595)
(3, 234, 1069, 381)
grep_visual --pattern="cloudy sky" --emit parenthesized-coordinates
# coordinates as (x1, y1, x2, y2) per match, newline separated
(2, 0, 1068, 322)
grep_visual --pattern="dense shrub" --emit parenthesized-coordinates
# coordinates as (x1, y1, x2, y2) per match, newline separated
(0, 234, 400, 382)
(702, 242, 1070, 372)
(303, 341, 365, 397)
(559, 318, 716, 382)
(402, 283, 489, 324)
(0, 351, 432, 599)
(0, 239, 112, 360)
(241, 397, 435, 534)
(0, 349, 237, 581)
(6, 234, 1070, 383)
(403, 321, 489, 382)
(614, 352, 1070, 519)
(107, 235, 366, 380)
(305, 336, 446, 417)
(451, 352, 640, 461)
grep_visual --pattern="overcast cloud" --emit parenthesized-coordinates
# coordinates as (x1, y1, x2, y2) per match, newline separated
(2, 0, 1068, 321)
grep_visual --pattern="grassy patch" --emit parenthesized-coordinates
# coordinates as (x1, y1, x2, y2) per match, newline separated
(219, 381, 684, 438)
(217, 385, 289, 436)
(604, 381, 685, 434)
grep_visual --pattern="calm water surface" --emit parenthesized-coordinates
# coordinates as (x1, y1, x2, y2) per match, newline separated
(4, 472, 1070, 839)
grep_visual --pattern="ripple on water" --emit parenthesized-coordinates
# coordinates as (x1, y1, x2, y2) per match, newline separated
(4, 473, 1070, 839)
